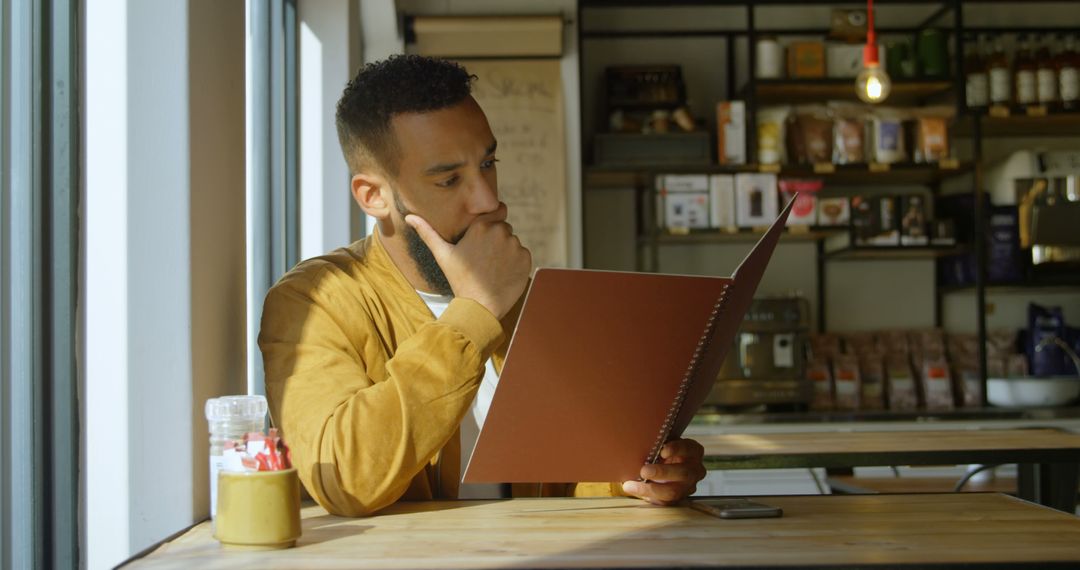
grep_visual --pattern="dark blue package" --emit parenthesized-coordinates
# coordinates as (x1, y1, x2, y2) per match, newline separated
(1028, 303, 1067, 377)
(934, 196, 1027, 287)
(987, 207, 1025, 283)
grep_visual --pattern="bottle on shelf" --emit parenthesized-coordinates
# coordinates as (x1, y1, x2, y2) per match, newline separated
(965, 35, 989, 109)
(988, 35, 1012, 108)
(1014, 34, 1038, 109)
(1036, 34, 1059, 108)
(1060, 35, 1080, 111)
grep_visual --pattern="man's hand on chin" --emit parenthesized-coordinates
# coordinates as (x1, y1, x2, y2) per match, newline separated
(405, 203, 532, 320)
(621, 439, 707, 506)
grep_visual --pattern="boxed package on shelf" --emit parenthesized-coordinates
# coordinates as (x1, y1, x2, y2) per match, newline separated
(708, 174, 737, 230)
(829, 8, 867, 42)
(657, 174, 709, 231)
(832, 354, 862, 410)
(900, 194, 930, 246)
(787, 106, 833, 165)
(827, 43, 885, 78)
(734, 173, 779, 227)
(920, 355, 956, 411)
(756, 106, 790, 165)
(886, 352, 921, 410)
(778, 178, 822, 226)
(817, 197, 851, 226)
(948, 332, 987, 408)
(787, 42, 826, 78)
(913, 111, 950, 164)
(755, 37, 784, 79)
(870, 108, 908, 164)
(851, 194, 900, 247)
(806, 357, 835, 411)
(909, 329, 954, 411)
(859, 352, 887, 410)
(936, 194, 1027, 287)
(716, 101, 746, 165)
(830, 103, 867, 165)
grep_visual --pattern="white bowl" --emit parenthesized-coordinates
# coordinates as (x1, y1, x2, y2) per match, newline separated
(987, 376, 1080, 407)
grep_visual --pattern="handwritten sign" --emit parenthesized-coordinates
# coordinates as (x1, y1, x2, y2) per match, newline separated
(465, 60, 568, 269)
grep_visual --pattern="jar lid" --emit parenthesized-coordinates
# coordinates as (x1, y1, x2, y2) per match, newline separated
(205, 395, 268, 421)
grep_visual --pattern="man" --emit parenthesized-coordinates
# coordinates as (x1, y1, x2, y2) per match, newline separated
(259, 54, 706, 517)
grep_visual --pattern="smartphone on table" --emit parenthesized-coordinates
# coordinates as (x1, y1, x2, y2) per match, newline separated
(689, 498, 783, 519)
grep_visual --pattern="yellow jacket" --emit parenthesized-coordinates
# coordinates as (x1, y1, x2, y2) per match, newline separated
(259, 231, 618, 516)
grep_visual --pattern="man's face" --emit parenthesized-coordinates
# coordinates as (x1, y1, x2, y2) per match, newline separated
(384, 96, 500, 293)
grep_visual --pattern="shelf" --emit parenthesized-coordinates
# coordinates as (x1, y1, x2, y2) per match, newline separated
(585, 162, 970, 188)
(940, 282, 1080, 295)
(750, 78, 955, 105)
(953, 112, 1080, 138)
(584, 164, 752, 189)
(691, 405, 1080, 426)
(642, 226, 842, 245)
(776, 162, 971, 185)
(583, 0, 950, 6)
(825, 245, 966, 260)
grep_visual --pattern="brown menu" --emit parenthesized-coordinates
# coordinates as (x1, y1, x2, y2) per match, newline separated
(463, 197, 795, 484)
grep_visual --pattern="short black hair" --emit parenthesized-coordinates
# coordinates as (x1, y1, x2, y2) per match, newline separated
(335, 54, 474, 177)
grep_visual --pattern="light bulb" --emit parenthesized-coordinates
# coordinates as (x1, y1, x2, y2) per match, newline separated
(855, 63, 892, 104)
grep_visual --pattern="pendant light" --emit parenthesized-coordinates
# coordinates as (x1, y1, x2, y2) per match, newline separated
(855, 0, 891, 103)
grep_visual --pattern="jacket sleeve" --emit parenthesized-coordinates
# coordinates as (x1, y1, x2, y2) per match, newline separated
(258, 275, 505, 516)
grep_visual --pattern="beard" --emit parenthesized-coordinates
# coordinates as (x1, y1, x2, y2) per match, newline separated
(393, 193, 457, 296)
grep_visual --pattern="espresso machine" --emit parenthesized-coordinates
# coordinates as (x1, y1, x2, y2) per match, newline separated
(705, 296, 811, 406)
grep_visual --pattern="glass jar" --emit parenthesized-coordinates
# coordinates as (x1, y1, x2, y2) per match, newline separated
(205, 395, 267, 518)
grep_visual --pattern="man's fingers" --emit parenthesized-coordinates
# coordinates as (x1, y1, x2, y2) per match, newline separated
(404, 214, 452, 259)
(640, 462, 706, 484)
(661, 438, 705, 461)
(622, 480, 692, 506)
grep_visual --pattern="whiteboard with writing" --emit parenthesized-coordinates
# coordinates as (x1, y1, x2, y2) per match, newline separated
(465, 60, 568, 269)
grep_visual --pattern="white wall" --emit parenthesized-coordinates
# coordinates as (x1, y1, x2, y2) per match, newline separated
(299, 0, 359, 259)
(83, 0, 246, 567)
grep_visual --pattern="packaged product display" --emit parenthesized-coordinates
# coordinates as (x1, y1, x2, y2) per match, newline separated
(806, 357, 834, 411)
(657, 174, 710, 231)
(708, 174, 737, 229)
(756, 106, 790, 165)
(716, 101, 747, 165)
(832, 355, 862, 410)
(870, 109, 907, 164)
(900, 194, 930, 246)
(817, 197, 850, 226)
(787, 106, 833, 165)
(830, 103, 867, 164)
(851, 195, 900, 247)
(787, 42, 826, 78)
(858, 353, 887, 410)
(778, 178, 822, 226)
(886, 353, 920, 410)
(735, 173, 779, 227)
(914, 115, 949, 164)
(755, 37, 784, 79)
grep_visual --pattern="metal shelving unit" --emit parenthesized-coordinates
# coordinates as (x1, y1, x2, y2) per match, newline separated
(579, 0, 1080, 399)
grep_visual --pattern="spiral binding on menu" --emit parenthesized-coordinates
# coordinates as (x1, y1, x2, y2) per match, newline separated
(645, 282, 733, 466)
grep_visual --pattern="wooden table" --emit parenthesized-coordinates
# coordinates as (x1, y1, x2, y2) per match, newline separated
(126, 494, 1080, 569)
(697, 428, 1080, 512)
